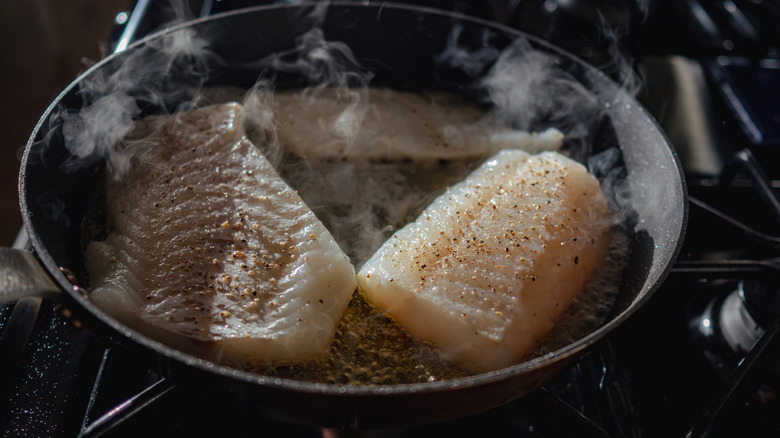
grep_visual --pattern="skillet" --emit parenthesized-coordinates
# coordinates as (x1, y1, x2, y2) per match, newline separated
(0, 2, 687, 429)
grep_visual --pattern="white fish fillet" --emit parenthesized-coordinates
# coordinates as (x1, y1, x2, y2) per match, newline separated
(270, 87, 564, 159)
(85, 103, 357, 363)
(357, 150, 611, 372)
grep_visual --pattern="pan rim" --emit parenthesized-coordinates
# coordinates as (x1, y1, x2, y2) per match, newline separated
(18, 1, 688, 399)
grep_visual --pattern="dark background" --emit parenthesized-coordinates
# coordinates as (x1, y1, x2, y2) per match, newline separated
(0, 1, 130, 247)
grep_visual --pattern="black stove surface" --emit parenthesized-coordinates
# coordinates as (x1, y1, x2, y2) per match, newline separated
(3, 1, 780, 437)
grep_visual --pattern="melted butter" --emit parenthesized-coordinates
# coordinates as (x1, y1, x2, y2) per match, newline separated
(230, 290, 473, 384)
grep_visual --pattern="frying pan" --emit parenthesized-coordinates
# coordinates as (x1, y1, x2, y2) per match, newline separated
(0, 2, 687, 429)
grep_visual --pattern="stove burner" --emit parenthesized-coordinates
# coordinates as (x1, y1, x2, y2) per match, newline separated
(690, 280, 775, 380)
(720, 282, 765, 354)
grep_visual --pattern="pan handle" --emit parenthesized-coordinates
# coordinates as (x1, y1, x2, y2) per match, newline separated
(0, 248, 62, 304)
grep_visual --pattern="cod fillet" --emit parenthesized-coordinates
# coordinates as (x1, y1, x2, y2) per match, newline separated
(357, 150, 611, 372)
(272, 87, 564, 160)
(85, 103, 357, 364)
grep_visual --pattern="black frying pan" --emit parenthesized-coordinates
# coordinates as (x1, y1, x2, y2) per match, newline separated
(0, 3, 686, 429)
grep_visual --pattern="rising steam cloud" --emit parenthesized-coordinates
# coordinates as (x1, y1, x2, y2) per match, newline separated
(434, 18, 638, 227)
(59, 26, 213, 178)
(56, 4, 633, 178)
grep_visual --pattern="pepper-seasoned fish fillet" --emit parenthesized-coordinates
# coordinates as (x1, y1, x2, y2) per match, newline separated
(85, 103, 357, 364)
(272, 87, 564, 160)
(357, 150, 611, 372)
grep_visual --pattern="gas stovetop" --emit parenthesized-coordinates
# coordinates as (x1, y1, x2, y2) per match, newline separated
(2, 1, 780, 437)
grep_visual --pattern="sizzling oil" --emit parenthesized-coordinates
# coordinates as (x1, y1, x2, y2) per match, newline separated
(233, 290, 473, 384)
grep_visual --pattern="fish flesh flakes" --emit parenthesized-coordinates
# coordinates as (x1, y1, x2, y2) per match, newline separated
(357, 149, 611, 372)
(85, 103, 357, 364)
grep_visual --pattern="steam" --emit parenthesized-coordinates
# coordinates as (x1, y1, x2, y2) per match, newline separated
(435, 24, 501, 78)
(51, 3, 644, 253)
(271, 28, 373, 155)
(61, 93, 140, 177)
(240, 80, 281, 167)
(261, 27, 372, 89)
(587, 147, 633, 225)
(59, 26, 213, 177)
(595, 13, 643, 97)
(55, 3, 637, 180)
(478, 37, 602, 140)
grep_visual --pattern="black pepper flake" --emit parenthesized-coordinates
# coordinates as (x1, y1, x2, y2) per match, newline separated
(574, 256, 579, 264)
